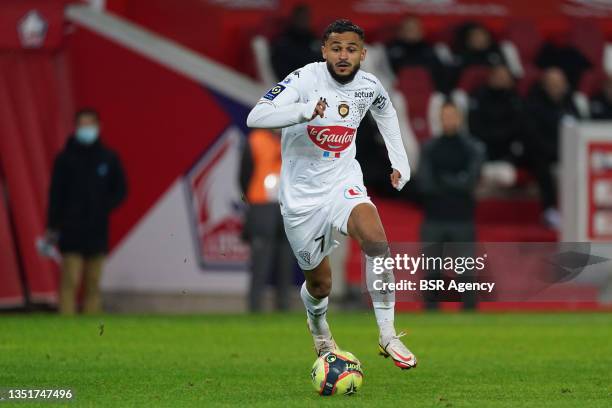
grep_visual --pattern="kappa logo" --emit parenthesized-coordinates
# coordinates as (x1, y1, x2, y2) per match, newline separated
(344, 185, 365, 199)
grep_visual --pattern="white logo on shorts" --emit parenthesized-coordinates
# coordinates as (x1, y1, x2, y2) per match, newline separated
(299, 250, 311, 265)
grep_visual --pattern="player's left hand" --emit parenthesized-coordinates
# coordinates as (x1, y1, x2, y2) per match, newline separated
(390, 169, 401, 189)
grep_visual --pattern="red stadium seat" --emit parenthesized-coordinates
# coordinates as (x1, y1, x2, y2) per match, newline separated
(517, 64, 542, 97)
(456, 66, 491, 93)
(568, 19, 604, 66)
(579, 69, 608, 97)
(368, 23, 398, 45)
(503, 19, 542, 65)
(396, 67, 435, 142)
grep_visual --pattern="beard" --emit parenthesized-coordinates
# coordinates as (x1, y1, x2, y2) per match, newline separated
(326, 60, 360, 84)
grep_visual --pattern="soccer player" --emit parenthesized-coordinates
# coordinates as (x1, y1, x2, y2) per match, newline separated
(247, 19, 416, 370)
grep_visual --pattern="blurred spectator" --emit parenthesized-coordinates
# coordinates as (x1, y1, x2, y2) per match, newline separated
(525, 68, 580, 228)
(451, 22, 505, 86)
(270, 4, 321, 79)
(385, 16, 448, 90)
(418, 102, 485, 310)
(46, 108, 127, 315)
(468, 65, 526, 162)
(240, 128, 294, 312)
(535, 40, 591, 90)
(590, 74, 612, 120)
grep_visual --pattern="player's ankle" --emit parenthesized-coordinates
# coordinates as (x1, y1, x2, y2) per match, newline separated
(378, 320, 396, 340)
(308, 316, 331, 337)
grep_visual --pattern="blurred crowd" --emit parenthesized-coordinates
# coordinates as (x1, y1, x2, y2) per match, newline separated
(242, 7, 612, 310)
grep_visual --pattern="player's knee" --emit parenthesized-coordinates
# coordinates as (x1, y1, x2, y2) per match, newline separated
(361, 240, 389, 258)
(308, 278, 332, 299)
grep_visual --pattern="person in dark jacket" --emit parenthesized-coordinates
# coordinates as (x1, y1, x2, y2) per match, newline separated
(46, 108, 127, 315)
(385, 16, 449, 91)
(535, 41, 591, 90)
(418, 102, 485, 310)
(450, 22, 506, 88)
(468, 65, 526, 162)
(270, 4, 321, 79)
(590, 74, 612, 120)
(525, 68, 580, 228)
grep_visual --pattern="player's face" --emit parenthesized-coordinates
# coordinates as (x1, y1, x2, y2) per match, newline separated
(322, 32, 366, 83)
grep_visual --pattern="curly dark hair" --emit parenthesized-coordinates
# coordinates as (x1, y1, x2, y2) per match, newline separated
(322, 19, 365, 44)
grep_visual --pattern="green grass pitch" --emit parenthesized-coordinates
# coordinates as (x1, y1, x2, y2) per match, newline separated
(0, 312, 610, 407)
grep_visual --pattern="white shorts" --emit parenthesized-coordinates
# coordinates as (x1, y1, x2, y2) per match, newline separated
(282, 181, 373, 271)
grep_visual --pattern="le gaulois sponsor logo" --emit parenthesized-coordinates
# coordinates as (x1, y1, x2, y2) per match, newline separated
(307, 125, 356, 152)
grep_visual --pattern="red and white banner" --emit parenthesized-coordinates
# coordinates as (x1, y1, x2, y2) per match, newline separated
(588, 142, 612, 240)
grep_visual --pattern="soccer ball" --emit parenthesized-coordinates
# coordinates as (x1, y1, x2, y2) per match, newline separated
(310, 350, 363, 396)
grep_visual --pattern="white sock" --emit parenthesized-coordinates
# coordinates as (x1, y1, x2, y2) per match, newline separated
(300, 282, 330, 336)
(366, 252, 396, 339)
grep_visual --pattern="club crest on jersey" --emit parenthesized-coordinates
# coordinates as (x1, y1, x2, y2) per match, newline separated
(338, 103, 350, 118)
(344, 185, 365, 199)
(263, 84, 286, 100)
(307, 125, 356, 152)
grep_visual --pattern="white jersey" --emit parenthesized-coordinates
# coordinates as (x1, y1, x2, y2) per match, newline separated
(247, 62, 410, 216)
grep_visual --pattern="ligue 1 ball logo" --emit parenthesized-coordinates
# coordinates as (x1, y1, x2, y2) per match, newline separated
(312, 351, 363, 396)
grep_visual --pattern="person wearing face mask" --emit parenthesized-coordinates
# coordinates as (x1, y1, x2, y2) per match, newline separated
(45, 108, 127, 315)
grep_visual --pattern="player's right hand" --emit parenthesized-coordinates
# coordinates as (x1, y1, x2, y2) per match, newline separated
(310, 97, 327, 120)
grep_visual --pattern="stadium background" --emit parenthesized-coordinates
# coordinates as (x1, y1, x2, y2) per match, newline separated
(1, 0, 612, 312)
